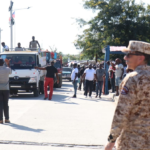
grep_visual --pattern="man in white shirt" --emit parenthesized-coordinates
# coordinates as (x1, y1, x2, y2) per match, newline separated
(71, 63, 78, 98)
(1, 42, 9, 52)
(115, 58, 124, 96)
(82, 64, 96, 98)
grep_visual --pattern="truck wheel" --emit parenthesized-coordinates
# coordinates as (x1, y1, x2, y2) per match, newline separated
(13, 90, 18, 95)
(40, 81, 44, 94)
(58, 75, 62, 88)
(34, 89, 39, 97)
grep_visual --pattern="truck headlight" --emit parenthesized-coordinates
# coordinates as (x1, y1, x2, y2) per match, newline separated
(29, 77, 37, 83)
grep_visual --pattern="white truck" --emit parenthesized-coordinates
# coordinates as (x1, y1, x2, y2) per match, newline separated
(0, 50, 58, 97)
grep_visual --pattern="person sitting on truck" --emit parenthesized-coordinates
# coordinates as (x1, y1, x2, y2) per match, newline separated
(1, 42, 9, 52)
(29, 36, 40, 51)
(15, 43, 23, 51)
(35, 61, 59, 100)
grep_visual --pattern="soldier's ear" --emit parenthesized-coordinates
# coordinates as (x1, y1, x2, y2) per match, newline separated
(139, 55, 145, 63)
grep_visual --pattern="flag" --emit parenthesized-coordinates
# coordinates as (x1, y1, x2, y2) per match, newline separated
(9, 11, 15, 21)
(12, 11, 15, 18)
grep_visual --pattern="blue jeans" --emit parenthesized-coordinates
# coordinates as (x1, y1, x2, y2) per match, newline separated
(72, 80, 78, 96)
(96, 81, 103, 97)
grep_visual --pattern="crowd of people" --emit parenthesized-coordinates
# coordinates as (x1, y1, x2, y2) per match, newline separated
(1, 40, 150, 150)
(71, 57, 132, 98)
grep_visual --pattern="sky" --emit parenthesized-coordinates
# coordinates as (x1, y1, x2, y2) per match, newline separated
(0, 0, 150, 54)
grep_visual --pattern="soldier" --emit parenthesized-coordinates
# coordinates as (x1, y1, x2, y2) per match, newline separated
(105, 41, 150, 150)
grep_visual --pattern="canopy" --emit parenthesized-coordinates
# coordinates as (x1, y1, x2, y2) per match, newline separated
(103, 46, 126, 54)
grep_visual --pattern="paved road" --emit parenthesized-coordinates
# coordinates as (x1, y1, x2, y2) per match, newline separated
(0, 80, 116, 150)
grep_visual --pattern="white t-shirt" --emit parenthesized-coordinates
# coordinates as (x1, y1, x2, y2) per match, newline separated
(115, 64, 123, 78)
(84, 68, 96, 80)
(71, 68, 78, 81)
(2, 45, 9, 52)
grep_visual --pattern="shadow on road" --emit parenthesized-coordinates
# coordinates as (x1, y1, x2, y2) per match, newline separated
(52, 94, 78, 105)
(79, 96, 113, 103)
(7, 123, 44, 133)
(10, 93, 44, 101)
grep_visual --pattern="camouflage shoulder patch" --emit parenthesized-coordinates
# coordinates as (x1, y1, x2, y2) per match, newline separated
(121, 86, 129, 95)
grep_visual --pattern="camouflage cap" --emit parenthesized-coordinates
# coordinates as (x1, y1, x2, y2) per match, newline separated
(122, 41, 150, 54)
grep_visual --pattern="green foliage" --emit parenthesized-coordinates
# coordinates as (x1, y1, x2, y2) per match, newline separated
(62, 54, 80, 63)
(75, 0, 150, 60)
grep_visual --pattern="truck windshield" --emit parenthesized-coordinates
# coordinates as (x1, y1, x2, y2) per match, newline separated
(0, 54, 36, 70)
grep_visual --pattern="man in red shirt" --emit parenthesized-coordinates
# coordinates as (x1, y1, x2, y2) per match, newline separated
(35, 61, 59, 100)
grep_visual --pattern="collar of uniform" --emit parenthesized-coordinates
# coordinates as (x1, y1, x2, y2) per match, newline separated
(135, 65, 148, 71)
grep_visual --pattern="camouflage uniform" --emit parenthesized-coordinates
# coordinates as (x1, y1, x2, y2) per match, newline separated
(108, 65, 150, 150)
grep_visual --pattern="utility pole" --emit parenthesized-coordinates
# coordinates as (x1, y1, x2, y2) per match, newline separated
(0, 28, 2, 53)
(9, 1, 14, 51)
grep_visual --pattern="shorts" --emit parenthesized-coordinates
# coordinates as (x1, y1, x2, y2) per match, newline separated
(115, 77, 121, 86)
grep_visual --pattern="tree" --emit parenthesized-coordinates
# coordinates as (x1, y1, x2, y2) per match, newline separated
(75, 0, 150, 60)
(62, 54, 80, 64)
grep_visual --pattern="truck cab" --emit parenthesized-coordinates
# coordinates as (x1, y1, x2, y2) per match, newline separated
(0, 51, 46, 97)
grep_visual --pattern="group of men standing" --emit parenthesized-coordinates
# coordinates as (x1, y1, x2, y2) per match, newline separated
(1, 36, 40, 52)
(71, 63, 106, 98)
(71, 41, 150, 150)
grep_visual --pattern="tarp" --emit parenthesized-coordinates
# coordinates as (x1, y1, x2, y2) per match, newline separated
(103, 46, 126, 54)
(110, 46, 126, 52)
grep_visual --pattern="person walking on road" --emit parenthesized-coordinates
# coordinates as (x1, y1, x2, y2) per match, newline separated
(115, 58, 124, 96)
(35, 61, 59, 100)
(77, 64, 81, 84)
(105, 41, 150, 150)
(0, 58, 11, 124)
(95, 64, 106, 98)
(82, 64, 96, 98)
(71, 63, 78, 98)
(78, 65, 85, 90)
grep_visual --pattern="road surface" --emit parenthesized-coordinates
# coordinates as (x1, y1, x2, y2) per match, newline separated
(0, 80, 116, 150)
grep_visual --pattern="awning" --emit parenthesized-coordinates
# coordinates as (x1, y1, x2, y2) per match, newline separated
(102, 46, 127, 53)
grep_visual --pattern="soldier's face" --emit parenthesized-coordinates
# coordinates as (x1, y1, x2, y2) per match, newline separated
(124, 52, 145, 70)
